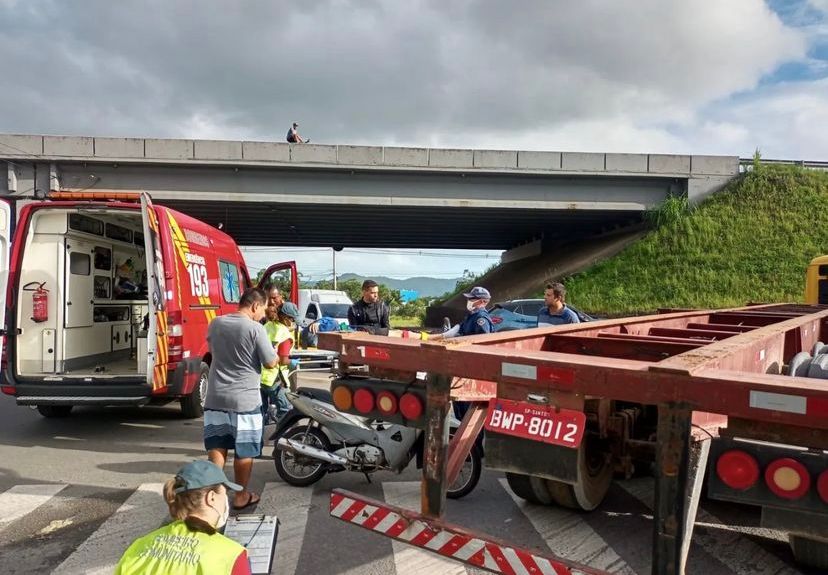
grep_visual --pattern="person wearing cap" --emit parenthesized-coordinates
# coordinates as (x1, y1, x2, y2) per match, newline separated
(260, 301, 300, 424)
(448, 286, 494, 423)
(458, 286, 494, 336)
(204, 288, 277, 510)
(286, 122, 305, 143)
(115, 460, 252, 575)
(538, 282, 580, 326)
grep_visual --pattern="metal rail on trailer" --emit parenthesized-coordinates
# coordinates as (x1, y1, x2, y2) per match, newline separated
(319, 304, 828, 574)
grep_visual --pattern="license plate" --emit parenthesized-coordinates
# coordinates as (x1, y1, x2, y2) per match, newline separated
(485, 398, 586, 448)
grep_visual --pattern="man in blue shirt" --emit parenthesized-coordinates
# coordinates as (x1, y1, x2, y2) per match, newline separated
(537, 282, 580, 326)
(458, 286, 494, 335)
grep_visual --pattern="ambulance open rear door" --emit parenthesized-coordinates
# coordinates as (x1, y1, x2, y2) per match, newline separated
(0, 200, 11, 365)
(140, 193, 168, 391)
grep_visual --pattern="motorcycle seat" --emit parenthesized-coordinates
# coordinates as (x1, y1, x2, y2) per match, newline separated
(296, 387, 333, 404)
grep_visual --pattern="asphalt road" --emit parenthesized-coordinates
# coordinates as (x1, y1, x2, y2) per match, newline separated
(0, 372, 817, 575)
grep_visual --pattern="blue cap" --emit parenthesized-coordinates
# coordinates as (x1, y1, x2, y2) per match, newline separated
(174, 460, 243, 493)
(463, 286, 491, 300)
(279, 302, 300, 320)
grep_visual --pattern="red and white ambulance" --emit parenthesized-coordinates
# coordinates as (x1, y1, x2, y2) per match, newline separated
(0, 192, 296, 418)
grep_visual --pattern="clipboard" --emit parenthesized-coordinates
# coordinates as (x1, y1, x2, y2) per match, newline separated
(223, 514, 279, 574)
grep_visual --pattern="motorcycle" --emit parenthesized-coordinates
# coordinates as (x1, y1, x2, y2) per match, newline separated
(269, 386, 482, 499)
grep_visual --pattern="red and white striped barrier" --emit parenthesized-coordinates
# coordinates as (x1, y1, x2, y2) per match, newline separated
(329, 489, 607, 575)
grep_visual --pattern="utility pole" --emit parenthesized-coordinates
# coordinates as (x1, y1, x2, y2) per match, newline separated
(333, 246, 343, 290)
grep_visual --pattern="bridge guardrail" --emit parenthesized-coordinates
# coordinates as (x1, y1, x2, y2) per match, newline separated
(739, 158, 828, 172)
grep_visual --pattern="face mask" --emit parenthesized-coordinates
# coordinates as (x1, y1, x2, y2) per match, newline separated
(466, 300, 477, 312)
(209, 492, 229, 529)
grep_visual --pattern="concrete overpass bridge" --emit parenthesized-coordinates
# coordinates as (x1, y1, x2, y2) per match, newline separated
(0, 134, 738, 252)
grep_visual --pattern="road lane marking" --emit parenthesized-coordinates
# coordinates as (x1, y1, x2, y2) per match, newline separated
(498, 478, 635, 574)
(258, 481, 314, 575)
(382, 481, 468, 575)
(0, 484, 68, 528)
(618, 477, 801, 575)
(52, 483, 165, 575)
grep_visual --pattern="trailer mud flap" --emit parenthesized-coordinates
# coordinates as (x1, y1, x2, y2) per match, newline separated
(329, 488, 608, 575)
(485, 432, 580, 483)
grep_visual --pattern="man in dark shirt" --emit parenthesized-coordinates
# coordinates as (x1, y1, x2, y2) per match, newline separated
(348, 279, 390, 335)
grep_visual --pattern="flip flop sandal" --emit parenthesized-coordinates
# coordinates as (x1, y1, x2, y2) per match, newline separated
(232, 492, 261, 511)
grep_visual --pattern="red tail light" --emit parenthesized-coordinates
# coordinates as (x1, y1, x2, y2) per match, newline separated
(716, 450, 759, 490)
(765, 458, 810, 500)
(166, 311, 184, 362)
(1, 386, 15, 395)
(376, 391, 398, 416)
(491, 317, 503, 324)
(353, 388, 375, 414)
(399, 392, 424, 420)
(817, 470, 828, 504)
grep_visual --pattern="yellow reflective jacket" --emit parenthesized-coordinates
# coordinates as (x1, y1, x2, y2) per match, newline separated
(115, 519, 247, 575)
(261, 321, 292, 387)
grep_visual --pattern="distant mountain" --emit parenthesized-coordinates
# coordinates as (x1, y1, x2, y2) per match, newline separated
(338, 273, 461, 298)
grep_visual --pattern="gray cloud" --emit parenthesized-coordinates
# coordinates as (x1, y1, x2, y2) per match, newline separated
(0, 0, 816, 156)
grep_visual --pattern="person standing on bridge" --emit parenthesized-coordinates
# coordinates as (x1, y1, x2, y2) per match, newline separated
(348, 279, 390, 335)
(203, 287, 277, 510)
(286, 122, 305, 143)
(537, 282, 580, 326)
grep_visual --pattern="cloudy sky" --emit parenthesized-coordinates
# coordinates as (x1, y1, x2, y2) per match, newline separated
(2, 0, 827, 280)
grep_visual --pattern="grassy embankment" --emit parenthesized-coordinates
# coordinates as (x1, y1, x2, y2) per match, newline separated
(565, 165, 828, 316)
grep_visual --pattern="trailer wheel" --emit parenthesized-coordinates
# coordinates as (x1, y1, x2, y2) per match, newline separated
(545, 437, 613, 511)
(180, 362, 208, 419)
(505, 473, 555, 505)
(36, 405, 73, 418)
(790, 535, 828, 570)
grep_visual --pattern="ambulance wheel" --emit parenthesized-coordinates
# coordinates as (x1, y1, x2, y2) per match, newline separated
(180, 362, 208, 419)
(505, 473, 555, 505)
(544, 436, 613, 511)
(37, 405, 73, 418)
(790, 535, 828, 570)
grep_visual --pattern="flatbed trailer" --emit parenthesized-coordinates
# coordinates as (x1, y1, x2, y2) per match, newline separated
(318, 304, 828, 574)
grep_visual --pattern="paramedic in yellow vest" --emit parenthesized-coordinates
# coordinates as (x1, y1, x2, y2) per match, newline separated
(261, 301, 300, 424)
(115, 460, 251, 575)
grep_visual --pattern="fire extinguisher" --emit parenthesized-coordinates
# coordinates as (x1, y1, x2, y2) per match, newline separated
(23, 282, 49, 323)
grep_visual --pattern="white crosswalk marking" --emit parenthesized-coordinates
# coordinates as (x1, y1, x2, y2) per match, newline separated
(258, 481, 314, 575)
(498, 478, 635, 574)
(0, 483, 67, 527)
(52, 483, 166, 575)
(618, 477, 802, 575)
(382, 481, 468, 575)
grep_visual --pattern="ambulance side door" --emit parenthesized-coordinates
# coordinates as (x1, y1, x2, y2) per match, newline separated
(256, 261, 298, 303)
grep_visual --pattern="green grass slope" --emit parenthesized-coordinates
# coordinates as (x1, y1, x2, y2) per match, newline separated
(566, 166, 828, 316)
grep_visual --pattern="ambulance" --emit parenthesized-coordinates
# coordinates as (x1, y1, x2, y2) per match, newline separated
(0, 192, 296, 418)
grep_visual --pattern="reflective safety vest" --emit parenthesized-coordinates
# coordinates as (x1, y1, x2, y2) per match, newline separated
(261, 321, 293, 387)
(115, 519, 245, 575)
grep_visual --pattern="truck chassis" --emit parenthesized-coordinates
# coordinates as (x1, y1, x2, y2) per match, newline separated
(319, 304, 828, 574)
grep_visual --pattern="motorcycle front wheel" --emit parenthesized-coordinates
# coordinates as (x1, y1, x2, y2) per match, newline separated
(273, 425, 331, 487)
(446, 446, 482, 499)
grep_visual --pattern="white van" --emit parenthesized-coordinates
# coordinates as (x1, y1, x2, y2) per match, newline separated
(297, 289, 352, 329)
